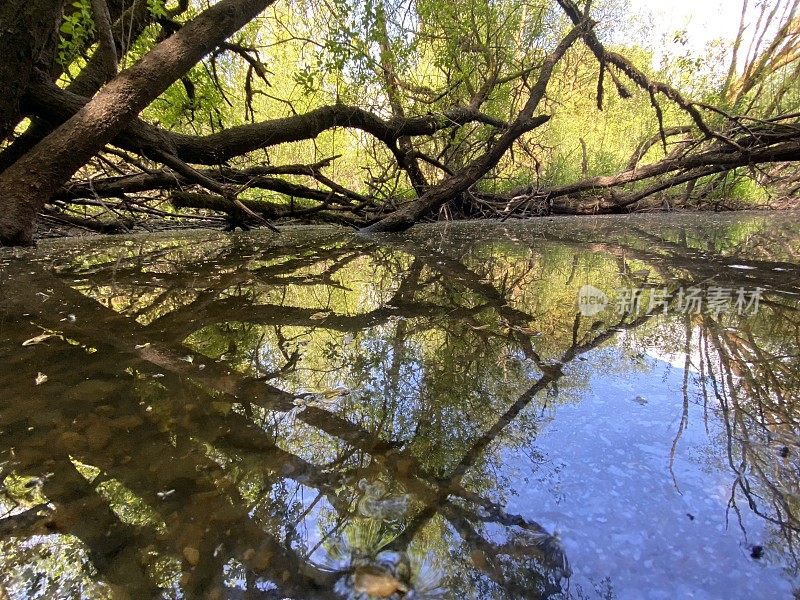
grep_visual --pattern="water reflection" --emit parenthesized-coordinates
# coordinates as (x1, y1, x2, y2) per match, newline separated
(0, 214, 799, 598)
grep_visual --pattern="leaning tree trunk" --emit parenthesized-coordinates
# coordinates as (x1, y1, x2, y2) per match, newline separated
(362, 22, 584, 233)
(0, 0, 64, 144)
(0, 0, 275, 246)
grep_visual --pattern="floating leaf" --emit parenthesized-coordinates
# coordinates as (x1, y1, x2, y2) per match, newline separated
(321, 387, 350, 400)
(35, 372, 48, 386)
(183, 547, 200, 566)
(22, 333, 54, 347)
(292, 393, 315, 407)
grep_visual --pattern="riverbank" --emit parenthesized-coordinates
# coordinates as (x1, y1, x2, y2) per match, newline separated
(33, 199, 800, 241)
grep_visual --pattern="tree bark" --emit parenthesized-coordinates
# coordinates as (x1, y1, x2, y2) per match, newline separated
(0, 0, 275, 246)
(66, 0, 154, 97)
(89, 0, 119, 81)
(0, 0, 64, 143)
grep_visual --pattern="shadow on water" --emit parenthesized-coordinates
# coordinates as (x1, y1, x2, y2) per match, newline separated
(0, 213, 799, 598)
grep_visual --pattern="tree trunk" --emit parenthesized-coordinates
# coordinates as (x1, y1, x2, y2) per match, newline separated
(0, 0, 64, 143)
(362, 22, 584, 233)
(361, 119, 550, 232)
(24, 80, 505, 166)
(89, 0, 119, 81)
(0, 0, 275, 246)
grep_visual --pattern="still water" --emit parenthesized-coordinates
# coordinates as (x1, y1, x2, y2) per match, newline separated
(0, 213, 799, 599)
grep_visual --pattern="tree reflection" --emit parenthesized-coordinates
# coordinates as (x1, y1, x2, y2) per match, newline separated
(0, 216, 799, 598)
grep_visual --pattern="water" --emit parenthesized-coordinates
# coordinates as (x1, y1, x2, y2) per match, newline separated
(0, 213, 799, 599)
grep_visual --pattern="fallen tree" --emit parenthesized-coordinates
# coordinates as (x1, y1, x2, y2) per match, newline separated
(0, 0, 277, 244)
(1, 0, 799, 244)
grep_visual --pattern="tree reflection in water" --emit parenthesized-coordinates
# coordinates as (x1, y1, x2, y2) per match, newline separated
(0, 215, 798, 598)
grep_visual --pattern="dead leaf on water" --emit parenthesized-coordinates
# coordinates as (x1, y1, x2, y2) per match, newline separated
(321, 387, 350, 399)
(35, 372, 48, 386)
(22, 334, 55, 347)
(183, 547, 200, 566)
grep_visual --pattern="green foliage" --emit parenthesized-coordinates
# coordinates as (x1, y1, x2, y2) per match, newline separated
(147, 0, 169, 19)
(58, 0, 95, 67)
(46, 0, 798, 209)
(712, 170, 769, 204)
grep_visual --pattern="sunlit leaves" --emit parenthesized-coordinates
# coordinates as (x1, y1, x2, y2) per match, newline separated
(147, 0, 169, 19)
(58, 0, 95, 67)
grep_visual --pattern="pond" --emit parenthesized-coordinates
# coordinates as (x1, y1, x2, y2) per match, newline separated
(1, 213, 799, 599)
